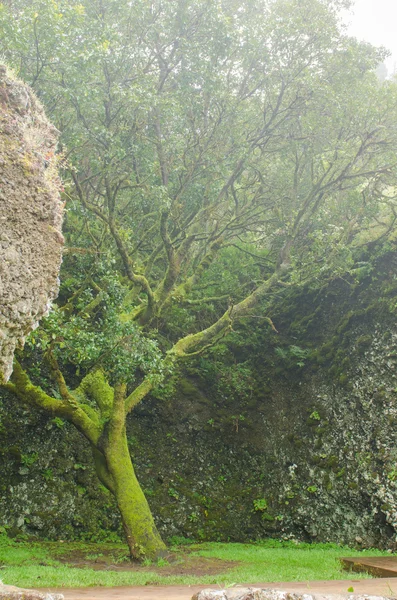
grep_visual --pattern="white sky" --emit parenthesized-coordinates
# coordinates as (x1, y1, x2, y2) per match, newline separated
(343, 0, 397, 74)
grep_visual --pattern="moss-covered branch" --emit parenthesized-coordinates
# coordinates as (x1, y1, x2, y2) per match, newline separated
(77, 370, 114, 419)
(125, 378, 153, 415)
(5, 361, 102, 446)
(108, 217, 156, 311)
(46, 350, 75, 402)
(166, 239, 223, 305)
(169, 273, 279, 357)
(153, 234, 196, 313)
(72, 169, 156, 315)
(152, 211, 189, 312)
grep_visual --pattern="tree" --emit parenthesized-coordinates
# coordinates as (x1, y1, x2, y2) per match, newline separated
(1, 0, 397, 559)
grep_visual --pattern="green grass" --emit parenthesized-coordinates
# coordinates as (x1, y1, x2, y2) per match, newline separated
(191, 541, 386, 584)
(0, 535, 391, 589)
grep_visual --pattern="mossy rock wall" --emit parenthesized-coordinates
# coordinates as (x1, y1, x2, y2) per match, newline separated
(1, 253, 397, 547)
(0, 394, 120, 540)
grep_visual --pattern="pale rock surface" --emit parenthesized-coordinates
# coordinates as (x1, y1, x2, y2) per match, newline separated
(191, 589, 393, 600)
(0, 64, 63, 382)
(0, 582, 63, 599)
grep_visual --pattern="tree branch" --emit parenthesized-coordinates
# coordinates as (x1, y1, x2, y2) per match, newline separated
(168, 272, 280, 358)
(125, 378, 153, 415)
(5, 362, 102, 446)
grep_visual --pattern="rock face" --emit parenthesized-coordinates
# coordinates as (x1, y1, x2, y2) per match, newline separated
(0, 65, 63, 383)
(0, 582, 63, 600)
(192, 589, 393, 600)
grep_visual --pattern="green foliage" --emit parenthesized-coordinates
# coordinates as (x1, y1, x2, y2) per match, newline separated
(188, 512, 200, 523)
(387, 468, 397, 482)
(275, 345, 312, 368)
(309, 411, 321, 422)
(26, 266, 165, 386)
(253, 498, 268, 512)
(20, 453, 38, 468)
(168, 487, 180, 500)
(168, 536, 195, 546)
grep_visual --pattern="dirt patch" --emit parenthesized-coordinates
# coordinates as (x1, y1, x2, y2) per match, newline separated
(42, 579, 397, 600)
(54, 546, 237, 577)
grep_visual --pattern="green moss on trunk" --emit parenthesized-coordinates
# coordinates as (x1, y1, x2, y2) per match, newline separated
(103, 383, 166, 560)
(104, 428, 166, 560)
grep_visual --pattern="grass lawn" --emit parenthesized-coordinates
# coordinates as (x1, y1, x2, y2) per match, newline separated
(0, 535, 391, 589)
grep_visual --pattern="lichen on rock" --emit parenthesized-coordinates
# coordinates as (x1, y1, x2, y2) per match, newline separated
(0, 64, 63, 383)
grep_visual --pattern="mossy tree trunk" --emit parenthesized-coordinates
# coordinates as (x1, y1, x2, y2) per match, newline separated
(5, 363, 166, 561)
(97, 433, 166, 559)
(93, 384, 166, 560)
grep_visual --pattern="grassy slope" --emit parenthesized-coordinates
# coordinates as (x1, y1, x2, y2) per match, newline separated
(0, 537, 390, 588)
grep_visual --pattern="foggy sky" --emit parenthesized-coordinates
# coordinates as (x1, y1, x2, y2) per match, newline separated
(343, 0, 397, 74)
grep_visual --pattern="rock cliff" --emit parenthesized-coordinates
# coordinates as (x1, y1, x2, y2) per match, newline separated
(0, 65, 63, 383)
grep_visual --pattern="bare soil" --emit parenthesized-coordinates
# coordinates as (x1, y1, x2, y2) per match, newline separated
(55, 546, 236, 577)
(41, 578, 397, 600)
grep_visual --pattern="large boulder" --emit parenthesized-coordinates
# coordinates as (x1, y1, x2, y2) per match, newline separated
(192, 590, 393, 600)
(0, 65, 63, 383)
